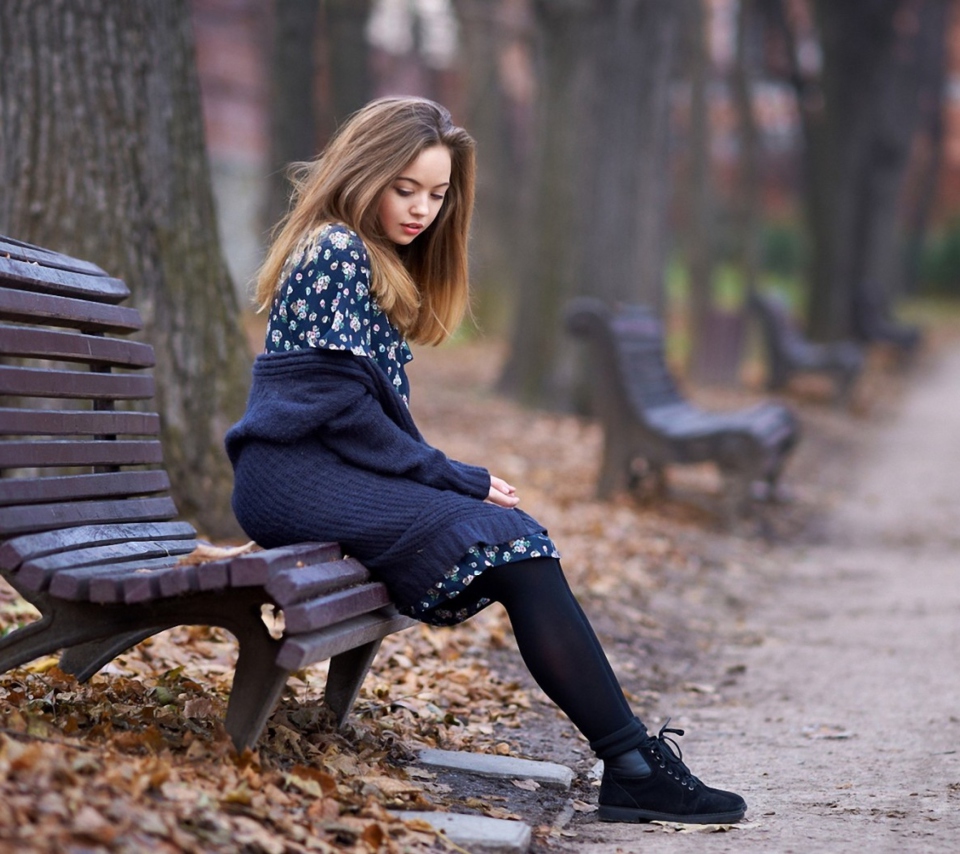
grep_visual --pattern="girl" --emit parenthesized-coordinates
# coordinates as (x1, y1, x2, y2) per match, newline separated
(225, 97, 746, 825)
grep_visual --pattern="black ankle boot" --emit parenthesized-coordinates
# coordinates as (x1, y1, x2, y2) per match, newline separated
(598, 721, 746, 824)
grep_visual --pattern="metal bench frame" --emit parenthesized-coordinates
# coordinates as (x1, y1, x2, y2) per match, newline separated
(0, 235, 414, 752)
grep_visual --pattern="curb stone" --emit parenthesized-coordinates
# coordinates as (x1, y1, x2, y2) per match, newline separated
(393, 810, 532, 853)
(416, 748, 575, 790)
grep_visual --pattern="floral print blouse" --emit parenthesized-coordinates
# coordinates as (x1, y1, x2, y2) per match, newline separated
(264, 223, 559, 627)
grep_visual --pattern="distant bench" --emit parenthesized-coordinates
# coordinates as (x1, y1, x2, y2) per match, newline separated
(0, 234, 414, 752)
(565, 298, 799, 523)
(749, 291, 864, 405)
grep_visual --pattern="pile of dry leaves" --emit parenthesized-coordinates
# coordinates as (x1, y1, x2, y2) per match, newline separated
(0, 333, 920, 852)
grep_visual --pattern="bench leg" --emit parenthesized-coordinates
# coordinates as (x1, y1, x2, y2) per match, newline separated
(323, 638, 382, 727)
(224, 631, 288, 753)
(597, 433, 638, 499)
(59, 630, 165, 681)
(0, 599, 152, 676)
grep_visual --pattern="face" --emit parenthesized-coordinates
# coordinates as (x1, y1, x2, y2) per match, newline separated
(377, 145, 452, 246)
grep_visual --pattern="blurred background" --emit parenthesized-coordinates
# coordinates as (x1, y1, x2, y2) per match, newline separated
(193, 0, 960, 379)
(2, 0, 959, 537)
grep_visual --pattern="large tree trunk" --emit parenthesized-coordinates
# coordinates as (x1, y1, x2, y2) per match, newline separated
(498, 0, 680, 407)
(0, 0, 250, 540)
(771, 0, 942, 340)
(683, 0, 720, 382)
(731, 0, 762, 299)
(496, 0, 592, 406)
(323, 0, 373, 131)
(454, 0, 534, 329)
(579, 0, 679, 310)
(263, 0, 321, 233)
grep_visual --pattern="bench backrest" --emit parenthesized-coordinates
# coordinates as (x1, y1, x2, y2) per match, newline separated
(0, 235, 197, 602)
(565, 297, 684, 424)
(749, 292, 808, 358)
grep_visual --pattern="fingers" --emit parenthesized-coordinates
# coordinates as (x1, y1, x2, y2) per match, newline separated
(486, 475, 520, 507)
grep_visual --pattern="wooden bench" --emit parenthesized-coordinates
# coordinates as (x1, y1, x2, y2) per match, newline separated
(565, 298, 799, 523)
(0, 234, 415, 752)
(749, 291, 864, 405)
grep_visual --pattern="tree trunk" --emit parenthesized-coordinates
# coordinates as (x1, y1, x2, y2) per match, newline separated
(0, 0, 251, 540)
(684, 0, 720, 382)
(498, 0, 680, 407)
(453, 0, 534, 330)
(496, 0, 592, 406)
(580, 0, 680, 310)
(898, 0, 949, 295)
(263, 0, 321, 233)
(323, 0, 373, 131)
(772, 0, 941, 340)
(731, 0, 762, 298)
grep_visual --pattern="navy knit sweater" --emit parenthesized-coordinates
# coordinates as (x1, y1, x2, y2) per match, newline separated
(225, 347, 545, 610)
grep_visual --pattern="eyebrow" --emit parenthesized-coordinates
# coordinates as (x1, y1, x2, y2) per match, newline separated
(395, 175, 450, 189)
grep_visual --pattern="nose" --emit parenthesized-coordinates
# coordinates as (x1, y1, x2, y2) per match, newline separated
(410, 193, 429, 216)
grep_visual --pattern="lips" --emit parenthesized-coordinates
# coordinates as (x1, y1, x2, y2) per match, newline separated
(401, 223, 423, 234)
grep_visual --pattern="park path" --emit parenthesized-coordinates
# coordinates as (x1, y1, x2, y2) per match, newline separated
(570, 342, 960, 853)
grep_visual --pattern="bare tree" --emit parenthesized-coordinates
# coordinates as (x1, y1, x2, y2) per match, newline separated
(264, 0, 322, 232)
(0, 0, 250, 539)
(453, 0, 536, 328)
(498, 0, 682, 407)
(766, 0, 948, 340)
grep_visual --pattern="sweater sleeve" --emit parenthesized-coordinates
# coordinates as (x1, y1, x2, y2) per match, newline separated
(307, 358, 492, 499)
(227, 349, 492, 501)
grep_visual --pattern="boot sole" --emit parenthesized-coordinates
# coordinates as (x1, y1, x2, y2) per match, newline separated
(598, 804, 747, 824)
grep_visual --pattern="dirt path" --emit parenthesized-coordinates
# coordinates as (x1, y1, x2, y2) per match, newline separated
(568, 344, 960, 853)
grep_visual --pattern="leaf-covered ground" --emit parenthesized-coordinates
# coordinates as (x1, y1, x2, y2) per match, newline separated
(0, 331, 928, 853)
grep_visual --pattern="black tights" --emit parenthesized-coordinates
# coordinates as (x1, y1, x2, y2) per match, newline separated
(453, 557, 644, 756)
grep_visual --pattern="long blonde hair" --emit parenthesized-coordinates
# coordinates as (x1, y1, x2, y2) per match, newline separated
(255, 97, 476, 345)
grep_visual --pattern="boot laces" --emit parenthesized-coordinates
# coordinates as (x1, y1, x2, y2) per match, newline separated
(643, 720, 700, 791)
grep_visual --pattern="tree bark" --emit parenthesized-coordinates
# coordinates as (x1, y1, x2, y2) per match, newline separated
(496, 0, 592, 406)
(498, 0, 681, 407)
(580, 0, 679, 311)
(323, 0, 373, 131)
(683, 0, 719, 382)
(453, 0, 534, 329)
(770, 0, 943, 340)
(263, 0, 321, 234)
(0, 0, 250, 540)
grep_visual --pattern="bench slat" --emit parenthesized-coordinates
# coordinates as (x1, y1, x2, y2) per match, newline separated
(157, 562, 199, 598)
(0, 521, 197, 571)
(283, 583, 392, 634)
(0, 237, 112, 280)
(0, 471, 171, 507)
(0, 364, 154, 400)
(0, 495, 178, 536)
(276, 609, 416, 671)
(265, 557, 370, 607)
(0, 255, 126, 303)
(228, 542, 343, 587)
(0, 439, 163, 469)
(45, 556, 182, 601)
(0, 408, 160, 438)
(19, 539, 198, 591)
(0, 324, 155, 368)
(0, 286, 141, 332)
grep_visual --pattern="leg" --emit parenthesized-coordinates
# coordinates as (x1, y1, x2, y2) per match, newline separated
(462, 558, 746, 824)
(463, 557, 637, 745)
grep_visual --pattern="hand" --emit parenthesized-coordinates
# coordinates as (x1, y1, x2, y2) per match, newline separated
(486, 475, 520, 508)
